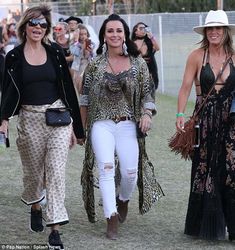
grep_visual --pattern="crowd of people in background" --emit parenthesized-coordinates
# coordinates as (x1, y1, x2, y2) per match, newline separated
(0, 12, 160, 95)
(0, 16, 19, 90)
(0, 15, 19, 52)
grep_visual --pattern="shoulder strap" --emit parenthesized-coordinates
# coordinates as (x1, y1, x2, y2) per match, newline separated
(202, 49, 207, 66)
(194, 56, 231, 117)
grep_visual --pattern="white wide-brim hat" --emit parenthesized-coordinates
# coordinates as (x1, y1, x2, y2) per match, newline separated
(193, 10, 235, 35)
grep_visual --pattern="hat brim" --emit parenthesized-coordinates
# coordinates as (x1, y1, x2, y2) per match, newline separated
(193, 23, 235, 35)
(64, 16, 83, 24)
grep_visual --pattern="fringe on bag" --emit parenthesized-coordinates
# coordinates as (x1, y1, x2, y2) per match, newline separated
(168, 116, 197, 160)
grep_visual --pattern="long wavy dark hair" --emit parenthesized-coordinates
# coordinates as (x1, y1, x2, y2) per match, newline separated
(96, 14, 139, 57)
(131, 22, 154, 54)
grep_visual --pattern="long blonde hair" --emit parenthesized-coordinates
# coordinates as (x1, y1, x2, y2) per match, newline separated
(199, 27, 234, 55)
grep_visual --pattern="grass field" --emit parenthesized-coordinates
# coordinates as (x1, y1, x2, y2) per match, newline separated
(0, 94, 234, 250)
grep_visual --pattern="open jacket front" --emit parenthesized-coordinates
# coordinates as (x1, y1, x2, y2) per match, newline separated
(0, 41, 84, 139)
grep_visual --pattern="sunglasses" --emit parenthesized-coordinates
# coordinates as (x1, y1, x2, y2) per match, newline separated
(28, 19, 48, 29)
(53, 27, 62, 32)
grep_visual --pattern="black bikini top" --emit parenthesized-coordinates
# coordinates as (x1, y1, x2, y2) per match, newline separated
(199, 50, 235, 95)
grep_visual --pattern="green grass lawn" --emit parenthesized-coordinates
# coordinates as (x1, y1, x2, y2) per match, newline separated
(0, 94, 234, 249)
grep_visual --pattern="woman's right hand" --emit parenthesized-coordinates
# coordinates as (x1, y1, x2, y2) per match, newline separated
(176, 116, 185, 132)
(0, 120, 9, 136)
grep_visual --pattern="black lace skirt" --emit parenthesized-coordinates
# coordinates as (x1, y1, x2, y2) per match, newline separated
(184, 89, 235, 240)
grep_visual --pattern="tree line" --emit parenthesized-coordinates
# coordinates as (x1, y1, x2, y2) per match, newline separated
(30, 0, 235, 15)
(115, 0, 235, 14)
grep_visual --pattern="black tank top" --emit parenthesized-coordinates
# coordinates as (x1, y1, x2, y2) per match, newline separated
(21, 53, 59, 105)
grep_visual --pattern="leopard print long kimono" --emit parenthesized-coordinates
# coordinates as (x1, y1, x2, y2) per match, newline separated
(80, 54, 164, 223)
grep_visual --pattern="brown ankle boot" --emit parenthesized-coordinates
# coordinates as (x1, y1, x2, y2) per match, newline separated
(106, 214, 118, 240)
(117, 198, 129, 223)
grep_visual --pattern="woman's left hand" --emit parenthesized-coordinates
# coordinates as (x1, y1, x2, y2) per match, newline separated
(139, 113, 152, 134)
(70, 130, 86, 148)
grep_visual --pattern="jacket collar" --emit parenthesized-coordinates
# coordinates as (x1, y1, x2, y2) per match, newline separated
(7, 40, 60, 58)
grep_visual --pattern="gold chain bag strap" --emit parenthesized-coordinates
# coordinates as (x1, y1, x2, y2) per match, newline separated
(168, 56, 231, 160)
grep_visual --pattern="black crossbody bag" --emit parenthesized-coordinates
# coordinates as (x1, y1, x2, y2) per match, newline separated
(45, 108, 71, 127)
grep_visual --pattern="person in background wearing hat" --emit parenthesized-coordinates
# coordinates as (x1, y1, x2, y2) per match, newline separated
(65, 15, 99, 50)
(175, 9, 235, 241)
(65, 16, 83, 42)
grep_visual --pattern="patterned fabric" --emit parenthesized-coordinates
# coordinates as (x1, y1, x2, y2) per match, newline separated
(185, 58, 235, 240)
(80, 54, 156, 117)
(80, 54, 164, 223)
(91, 69, 135, 121)
(17, 99, 72, 226)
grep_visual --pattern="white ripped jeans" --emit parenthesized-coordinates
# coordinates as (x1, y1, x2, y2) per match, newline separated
(91, 120, 139, 218)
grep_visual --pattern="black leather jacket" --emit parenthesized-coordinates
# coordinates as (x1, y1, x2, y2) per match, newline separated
(0, 41, 84, 139)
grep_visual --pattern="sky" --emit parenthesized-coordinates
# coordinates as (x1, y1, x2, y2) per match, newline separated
(0, 0, 23, 19)
(0, 0, 22, 12)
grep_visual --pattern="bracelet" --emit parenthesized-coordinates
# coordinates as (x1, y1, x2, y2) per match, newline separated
(143, 110, 152, 117)
(143, 109, 152, 115)
(176, 113, 185, 117)
(142, 112, 152, 119)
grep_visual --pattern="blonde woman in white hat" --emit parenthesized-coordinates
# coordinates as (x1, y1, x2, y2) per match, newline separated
(175, 10, 235, 241)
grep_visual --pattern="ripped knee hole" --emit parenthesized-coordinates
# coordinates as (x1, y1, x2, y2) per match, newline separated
(103, 162, 114, 171)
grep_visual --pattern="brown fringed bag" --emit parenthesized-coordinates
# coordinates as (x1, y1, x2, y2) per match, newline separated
(168, 56, 231, 160)
(168, 116, 198, 160)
